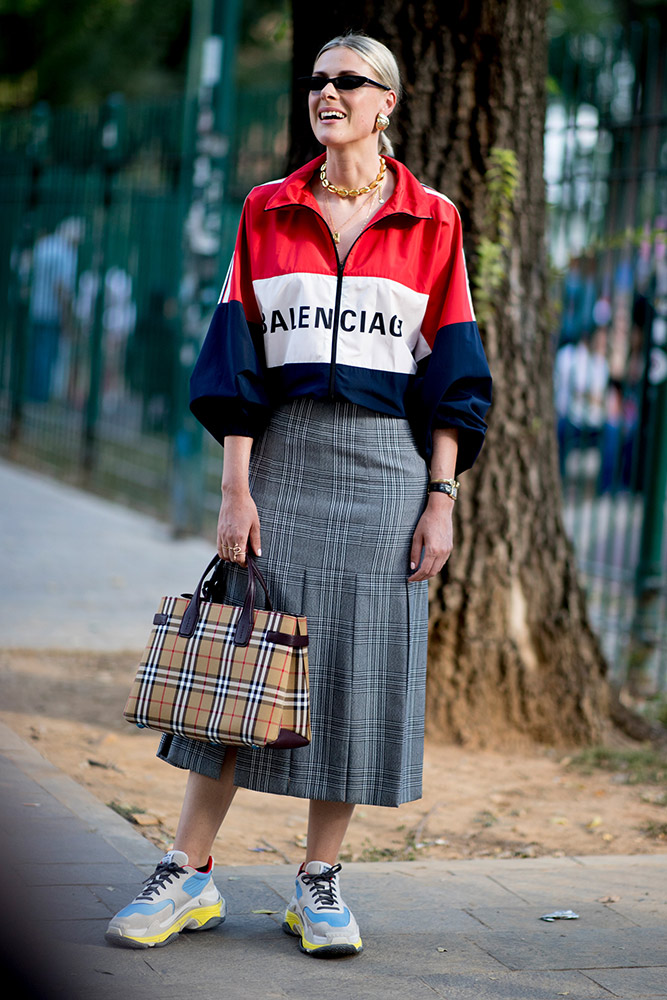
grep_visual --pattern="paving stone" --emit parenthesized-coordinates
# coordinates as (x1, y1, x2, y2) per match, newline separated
(0, 781, 73, 819)
(464, 901, 640, 931)
(0, 457, 214, 652)
(2, 814, 124, 864)
(572, 855, 667, 869)
(421, 969, 615, 998)
(49, 917, 116, 946)
(352, 870, 521, 909)
(583, 967, 667, 997)
(352, 904, 483, 933)
(487, 869, 667, 906)
(612, 900, 667, 928)
(277, 966, 445, 1000)
(388, 933, 511, 972)
(214, 876, 288, 916)
(20, 883, 117, 920)
(437, 871, 546, 907)
(16, 861, 146, 888)
(478, 926, 667, 971)
(242, 866, 297, 902)
(54, 939, 166, 983)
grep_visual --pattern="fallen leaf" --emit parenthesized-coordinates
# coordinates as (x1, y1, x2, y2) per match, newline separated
(602, 833, 614, 842)
(252, 909, 278, 915)
(550, 816, 569, 826)
(131, 813, 160, 827)
(436, 947, 447, 953)
(586, 816, 603, 829)
(597, 894, 620, 903)
(87, 758, 118, 770)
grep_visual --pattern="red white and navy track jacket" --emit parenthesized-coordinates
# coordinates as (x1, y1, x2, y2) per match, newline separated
(190, 154, 492, 473)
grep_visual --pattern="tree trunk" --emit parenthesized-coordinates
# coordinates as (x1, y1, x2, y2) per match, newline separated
(290, 0, 610, 746)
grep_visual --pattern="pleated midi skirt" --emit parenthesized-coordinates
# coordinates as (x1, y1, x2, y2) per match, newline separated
(158, 398, 429, 806)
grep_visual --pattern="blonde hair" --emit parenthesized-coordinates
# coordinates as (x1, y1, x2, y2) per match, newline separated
(315, 32, 402, 156)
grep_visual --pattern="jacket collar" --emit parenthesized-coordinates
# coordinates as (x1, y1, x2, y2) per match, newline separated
(264, 153, 434, 221)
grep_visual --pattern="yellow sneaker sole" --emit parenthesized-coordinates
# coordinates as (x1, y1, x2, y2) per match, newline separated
(106, 900, 224, 949)
(282, 908, 362, 957)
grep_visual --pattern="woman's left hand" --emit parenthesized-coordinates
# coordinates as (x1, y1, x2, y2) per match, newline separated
(407, 496, 454, 582)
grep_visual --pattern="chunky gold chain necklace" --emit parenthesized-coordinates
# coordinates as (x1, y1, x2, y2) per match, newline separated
(320, 155, 386, 198)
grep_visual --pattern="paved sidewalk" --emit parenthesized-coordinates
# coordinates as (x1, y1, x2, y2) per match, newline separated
(0, 458, 214, 650)
(1, 459, 667, 999)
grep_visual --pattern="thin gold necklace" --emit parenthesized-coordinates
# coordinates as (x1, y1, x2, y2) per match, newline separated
(323, 185, 379, 245)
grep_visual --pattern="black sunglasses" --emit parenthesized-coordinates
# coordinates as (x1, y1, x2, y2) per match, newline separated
(298, 74, 390, 93)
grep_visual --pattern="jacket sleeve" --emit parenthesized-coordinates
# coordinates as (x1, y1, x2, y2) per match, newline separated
(410, 206, 492, 475)
(189, 196, 271, 444)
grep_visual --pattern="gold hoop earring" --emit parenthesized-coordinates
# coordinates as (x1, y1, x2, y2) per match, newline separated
(375, 113, 390, 132)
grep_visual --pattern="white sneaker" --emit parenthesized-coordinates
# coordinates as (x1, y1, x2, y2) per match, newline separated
(105, 850, 225, 948)
(282, 861, 362, 957)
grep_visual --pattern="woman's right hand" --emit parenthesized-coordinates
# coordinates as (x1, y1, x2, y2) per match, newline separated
(217, 485, 261, 567)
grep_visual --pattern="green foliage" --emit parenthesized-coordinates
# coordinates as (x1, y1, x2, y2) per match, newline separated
(638, 694, 667, 729)
(237, 0, 291, 87)
(0, 0, 292, 110)
(549, 224, 667, 282)
(0, 0, 192, 109)
(566, 746, 667, 785)
(472, 147, 520, 330)
(639, 820, 667, 839)
(548, 0, 622, 37)
(107, 800, 146, 822)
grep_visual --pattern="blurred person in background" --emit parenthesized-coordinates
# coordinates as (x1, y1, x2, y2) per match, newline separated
(26, 217, 84, 402)
(554, 313, 610, 479)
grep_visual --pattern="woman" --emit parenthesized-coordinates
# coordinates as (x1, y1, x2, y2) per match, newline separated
(106, 32, 491, 957)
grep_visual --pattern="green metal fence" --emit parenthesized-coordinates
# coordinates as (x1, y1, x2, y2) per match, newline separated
(546, 19, 667, 692)
(1, 21, 665, 691)
(0, 88, 287, 525)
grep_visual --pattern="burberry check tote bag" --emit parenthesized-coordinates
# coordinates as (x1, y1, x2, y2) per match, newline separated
(123, 553, 310, 749)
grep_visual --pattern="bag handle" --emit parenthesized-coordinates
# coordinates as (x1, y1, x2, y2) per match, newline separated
(179, 551, 273, 646)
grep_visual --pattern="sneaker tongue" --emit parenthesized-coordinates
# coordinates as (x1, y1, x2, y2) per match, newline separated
(303, 860, 332, 875)
(160, 849, 189, 867)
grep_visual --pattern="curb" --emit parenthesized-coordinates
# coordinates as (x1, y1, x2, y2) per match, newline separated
(0, 720, 162, 868)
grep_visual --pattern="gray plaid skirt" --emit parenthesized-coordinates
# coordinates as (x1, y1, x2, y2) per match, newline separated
(158, 398, 429, 806)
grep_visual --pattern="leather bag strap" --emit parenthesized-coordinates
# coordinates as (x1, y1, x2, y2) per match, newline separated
(179, 551, 273, 645)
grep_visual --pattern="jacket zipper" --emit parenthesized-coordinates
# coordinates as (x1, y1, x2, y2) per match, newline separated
(329, 256, 345, 398)
(296, 204, 403, 400)
(328, 224, 388, 399)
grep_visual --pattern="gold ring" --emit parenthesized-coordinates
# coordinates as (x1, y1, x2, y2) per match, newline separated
(232, 544, 243, 555)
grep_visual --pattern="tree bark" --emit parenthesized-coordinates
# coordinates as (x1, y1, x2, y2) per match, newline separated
(290, 0, 610, 746)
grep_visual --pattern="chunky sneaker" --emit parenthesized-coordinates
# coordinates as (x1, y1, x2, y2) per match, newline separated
(282, 861, 362, 957)
(105, 850, 225, 948)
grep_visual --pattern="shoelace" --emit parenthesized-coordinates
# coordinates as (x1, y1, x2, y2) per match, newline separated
(136, 861, 186, 901)
(301, 863, 342, 910)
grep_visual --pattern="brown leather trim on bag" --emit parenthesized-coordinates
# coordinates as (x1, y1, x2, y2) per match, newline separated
(266, 728, 310, 748)
(265, 631, 309, 648)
